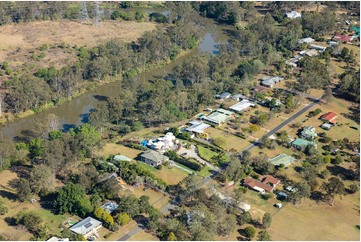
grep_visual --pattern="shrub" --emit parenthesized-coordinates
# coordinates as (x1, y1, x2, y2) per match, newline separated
(348, 184, 359, 194)
(260, 193, 273, 200)
(244, 226, 256, 239)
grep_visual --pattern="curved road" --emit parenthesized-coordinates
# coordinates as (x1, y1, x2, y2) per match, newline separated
(117, 97, 321, 241)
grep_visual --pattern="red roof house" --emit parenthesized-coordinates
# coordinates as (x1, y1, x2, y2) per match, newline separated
(243, 176, 278, 193)
(260, 175, 280, 186)
(320, 112, 338, 124)
(333, 35, 352, 43)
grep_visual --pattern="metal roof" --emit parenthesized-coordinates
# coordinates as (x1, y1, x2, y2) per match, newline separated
(70, 217, 102, 235)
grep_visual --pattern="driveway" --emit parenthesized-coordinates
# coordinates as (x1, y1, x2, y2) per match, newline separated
(177, 145, 220, 172)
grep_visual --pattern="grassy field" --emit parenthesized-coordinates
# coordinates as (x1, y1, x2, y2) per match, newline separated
(269, 192, 360, 241)
(197, 145, 218, 161)
(128, 230, 159, 241)
(207, 127, 250, 152)
(123, 185, 170, 210)
(100, 143, 143, 159)
(135, 161, 189, 185)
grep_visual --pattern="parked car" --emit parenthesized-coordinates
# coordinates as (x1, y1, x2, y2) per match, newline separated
(274, 203, 283, 208)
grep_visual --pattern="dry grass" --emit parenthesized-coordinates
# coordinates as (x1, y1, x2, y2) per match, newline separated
(100, 143, 143, 159)
(122, 186, 170, 210)
(128, 230, 159, 241)
(207, 127, 250, 152)
(269, 193, 360, 241)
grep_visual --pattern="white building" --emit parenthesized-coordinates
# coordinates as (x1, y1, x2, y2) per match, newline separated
(148, 132, 178, 152)
(286, 11, 302, 19)
(186, 121, 210, 134)
(70, 217, 102, 240)
(229, 99, 255, 112)
(298, 37, 315, 44)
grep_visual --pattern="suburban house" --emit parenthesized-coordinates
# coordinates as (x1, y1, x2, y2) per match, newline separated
(217, 92, 232, 100)
(147, 132, 178, 153)
(101, 201, 119, 214)
(186, 120, 210, 134)
(300, 126, 317, 140)
(229, 99, 256, 112)
(300, 49, 319, 57)
(269, 153, 296, 166)
(243, 175, 280, 193)
(70, 217, 102, 240)
(309, 44, 327, 52)
(333, 34, 352, 43)
(202, 109, 233, 126)
(286, 11, 302, 19)
(298, 37, 315, 44)
(232, 94, 248, 102)
(292, 138, 316, 150)
(113, 155, 132, 162)
(320, 112, 338, 124)
(140, 150, 169, 167)
(253, 86, 269, 94)
(47, 237, 69, 241)
(211, 187, 251, 212)
(261, 76, 284, 88)
(321, 123, 332, 130)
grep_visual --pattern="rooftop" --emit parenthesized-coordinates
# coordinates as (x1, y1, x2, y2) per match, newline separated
(292, 138, 315, 147)
(216, 108, 233, 116)
(101, 201, 119, 214)
(70, 217, 102, 235)
(229, 99, 255, 112)
(203, 111, 230, 124)
(186, 122, 210, 134)
(140, 150, 169, 163)
(113, 155, 132, 162)
(243, 177, 274, 193)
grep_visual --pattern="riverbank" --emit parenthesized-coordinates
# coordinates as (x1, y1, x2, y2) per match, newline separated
(0, 48, 192, 126)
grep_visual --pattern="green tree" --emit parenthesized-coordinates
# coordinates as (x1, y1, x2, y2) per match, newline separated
(322, 177, 345, 206)
(16, 211, 43, 234)
(29, 138, 44, 159)
(262, 212, 272, 229)
(29, 164, 55, 195)
(212, 136, 226, 148)
(16, 179, 32, 202)
(55, 183, 93, 216)
(117, 213, 131, 226)
(287, 182, 311, 204)
(333, 154, 343, 164)
(258, 230, 272, 241)
(244, 226, 257, 239)
(237, 211, 252, 225)
(167, 232, 178, 241)
(74, 123, 101, 157)
(0, 199, 8, 215)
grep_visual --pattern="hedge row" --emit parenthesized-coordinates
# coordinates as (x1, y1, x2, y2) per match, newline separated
(164, 151, 203, 171)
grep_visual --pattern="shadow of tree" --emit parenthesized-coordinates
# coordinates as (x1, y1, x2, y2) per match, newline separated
(93, 95, 109, 102)
(310, 191, 324, 203)
(9, 165, 31, 179)
(0, 190, 17, 201)
(327, 165, 355, 181)
(4, 217, 17, 226)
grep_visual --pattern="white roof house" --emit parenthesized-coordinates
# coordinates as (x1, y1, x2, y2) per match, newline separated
(232, 94, 247, 101)
(286, 11, 302, 19)
(310, 44, 327, 52)
(218, 92, 232, 100)
(47, 237, 69, 241)
(298, 37, 315, 44)
(261, 76, 284, 88)
(186, 122, 210, 134)
(70, 217, 102, 239)
(229, 99, 255, 112)
(101, 201, 119, 214)
(113, 155, 132, 162)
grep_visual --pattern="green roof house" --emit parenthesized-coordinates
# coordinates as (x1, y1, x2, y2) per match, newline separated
(300, 126, 317, 140)
(292, 138, 316, 151)
(140, 150, 169, 167)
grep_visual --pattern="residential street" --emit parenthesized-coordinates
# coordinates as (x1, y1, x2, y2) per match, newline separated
(117, 97, 321, 241)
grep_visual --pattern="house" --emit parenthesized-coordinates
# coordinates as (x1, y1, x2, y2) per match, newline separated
(309, 44, 327, 52)
(147, 132, 177, 152)
(253, 86, 268, 93)
(70, 217, 102, 239)
(243, 176, 279, 193)
(232, 94, 247, 101)
(211, 187, 251, 211)
(186, 121, 210, 134)
(298, 37, 315, 44)
(321, 123, 332, 130)
(292, 138, 316, 150)
(269, 153, 296, 166)
(229, 99, 256, 112)
(300, 126, 317, 140)
(333, 35, 352, 43)
(300, 49, 319, 57)
(218, 92, 232, 100)
(101, 201, 119, 214)
(140, 150, 169, 167)
(286, 11, 302, 19)
(47, 237, 69, 241)
(320, 112, 338, 124)
(261, 76, 284, 88)
(202, 109, 233, 126)
(113, 155, 132, 162)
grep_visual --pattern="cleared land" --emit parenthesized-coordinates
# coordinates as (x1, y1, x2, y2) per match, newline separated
(100, 143, 143, 159)
(197, 145, 218, 161)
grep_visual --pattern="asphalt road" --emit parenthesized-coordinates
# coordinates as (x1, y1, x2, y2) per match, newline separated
(117, 98, 320, 241)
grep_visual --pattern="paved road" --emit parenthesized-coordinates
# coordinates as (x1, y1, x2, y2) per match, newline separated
(117, 98, 321, 241)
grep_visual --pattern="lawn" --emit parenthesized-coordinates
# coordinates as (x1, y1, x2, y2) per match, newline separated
(197, 145, 218, 161)
(269, 192, 360, 241)
(100, 143, 142, 159)
(128, 230, 159, 241)
(125, 185, 170, 210)
(135, 161, 189, 185)
(207, 127, 250, 152)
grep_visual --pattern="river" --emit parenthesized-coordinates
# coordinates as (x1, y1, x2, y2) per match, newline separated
(0, 18, 231, 140)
